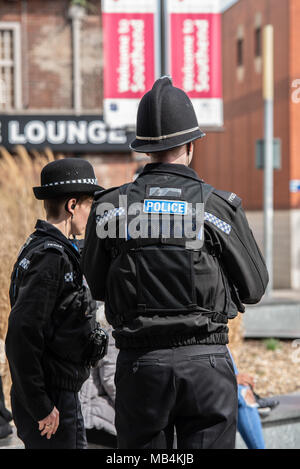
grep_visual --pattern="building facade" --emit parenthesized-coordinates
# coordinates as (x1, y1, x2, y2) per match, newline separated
(192, 0, 300, 289)
(1, 0, 299, 288)
(0, 0, 140, 188)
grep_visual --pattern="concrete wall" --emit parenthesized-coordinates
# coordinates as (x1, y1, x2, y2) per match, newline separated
(247, 209, 300, 289)
(192, 0, 291, 211)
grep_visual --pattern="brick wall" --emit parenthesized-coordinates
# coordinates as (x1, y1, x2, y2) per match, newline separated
(0, 0, 124, 187)
(192, 0, 290, 211)
(0, 0, 103, 111)
(87, 154, 147, 189)
(289, 0, 300, 209)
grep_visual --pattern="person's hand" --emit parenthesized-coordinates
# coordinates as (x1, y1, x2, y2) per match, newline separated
(236, 373, 255, 388)
(38, 407, 60, 439)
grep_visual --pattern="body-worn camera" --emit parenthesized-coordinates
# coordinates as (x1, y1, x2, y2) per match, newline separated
(83, 323, 109, 368)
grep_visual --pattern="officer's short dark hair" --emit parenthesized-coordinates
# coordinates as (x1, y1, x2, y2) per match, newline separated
(44, 194, 93, 220)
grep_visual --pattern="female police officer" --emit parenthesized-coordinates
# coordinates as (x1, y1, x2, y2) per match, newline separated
(5, 158, 103, 449)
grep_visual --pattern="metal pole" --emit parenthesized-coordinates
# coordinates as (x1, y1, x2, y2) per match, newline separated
(72, 16, 82, 114)
(160, 0, 167, 76)
(69, 5, 85, 114)
(263, 25, 274, 296)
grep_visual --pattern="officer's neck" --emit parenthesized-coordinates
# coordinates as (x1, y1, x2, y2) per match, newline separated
(46, 216, 73, 240)
(149, 150, 192, 166)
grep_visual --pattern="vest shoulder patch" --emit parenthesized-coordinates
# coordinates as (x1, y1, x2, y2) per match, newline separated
(205, 212, 232, 235)
(44, 241, 64, 253)
(213, 189, 242, 209)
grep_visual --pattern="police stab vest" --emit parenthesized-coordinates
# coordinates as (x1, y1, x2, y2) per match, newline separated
(105, 178, 218, 319)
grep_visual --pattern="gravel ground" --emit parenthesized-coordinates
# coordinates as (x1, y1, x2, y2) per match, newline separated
(2, 337, 300, 402)
(231, 339, 300, 397)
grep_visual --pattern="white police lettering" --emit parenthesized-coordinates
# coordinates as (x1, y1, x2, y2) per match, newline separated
(46, 242, 63, 249)
(143, 199, 188, 215)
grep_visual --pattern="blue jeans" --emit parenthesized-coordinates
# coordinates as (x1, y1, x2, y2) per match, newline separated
(227, 348, 265, 450)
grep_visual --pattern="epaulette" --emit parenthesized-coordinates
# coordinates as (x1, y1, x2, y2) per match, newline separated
(213, 189, 242, 209)
(43, 240, 64, 253)
(17, 235, 34, 258)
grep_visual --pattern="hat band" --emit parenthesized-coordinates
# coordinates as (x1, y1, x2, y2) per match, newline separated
(136, 126, 200, 142)
(42, 178, 98, 188)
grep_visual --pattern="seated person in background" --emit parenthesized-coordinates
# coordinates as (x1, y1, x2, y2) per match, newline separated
(0, 375, 13, 440)
(228, 348, 279, 450)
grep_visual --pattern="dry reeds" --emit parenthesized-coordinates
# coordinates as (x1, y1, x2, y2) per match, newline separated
(228, 313, 244, 364)
(0, 146, 55, 401)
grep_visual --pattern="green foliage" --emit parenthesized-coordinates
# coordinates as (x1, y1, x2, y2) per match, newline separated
(70, 0, 95, 11)
(71, 0, 88, 7)
(264, 338, 281, 351)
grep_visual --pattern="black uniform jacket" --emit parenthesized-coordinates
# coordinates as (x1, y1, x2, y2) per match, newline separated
(82, 163, 269, 350)
(6, 220, 91, 422)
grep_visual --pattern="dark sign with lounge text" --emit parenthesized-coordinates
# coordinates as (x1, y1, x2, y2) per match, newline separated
(0, 115, 135, 153)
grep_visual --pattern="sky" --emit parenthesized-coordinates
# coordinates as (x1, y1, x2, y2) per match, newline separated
(221, 0, 239, 11)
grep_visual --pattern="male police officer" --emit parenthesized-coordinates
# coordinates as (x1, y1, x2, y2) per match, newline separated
(82, 77, 269, 449)
(6, 158, 103, 449)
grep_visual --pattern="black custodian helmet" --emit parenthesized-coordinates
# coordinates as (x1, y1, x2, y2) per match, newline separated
(33, 158, 103, 200)
(130, 76, 205, 154)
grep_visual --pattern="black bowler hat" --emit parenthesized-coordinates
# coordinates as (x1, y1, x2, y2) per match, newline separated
(33, 158, 103, 200)
(130, 76, 205, 153)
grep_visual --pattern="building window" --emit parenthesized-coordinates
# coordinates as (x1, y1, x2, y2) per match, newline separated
(0, 22, 22, 110)
(255, 27, 262, 57)
(237, 38, 244, 67)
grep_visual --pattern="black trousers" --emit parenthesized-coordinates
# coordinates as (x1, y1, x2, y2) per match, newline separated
(115, 344, 238, 449)
(0, 376, 12, 422)
(11, 388, 87, 449)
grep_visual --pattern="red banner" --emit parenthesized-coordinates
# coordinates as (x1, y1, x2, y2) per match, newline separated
(102, 0, 159, 128)
(167, 0, 223, 128)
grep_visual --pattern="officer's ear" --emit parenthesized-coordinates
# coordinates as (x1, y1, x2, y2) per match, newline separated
(65, 198, 78, 218)
(187, 143, 194, 165)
